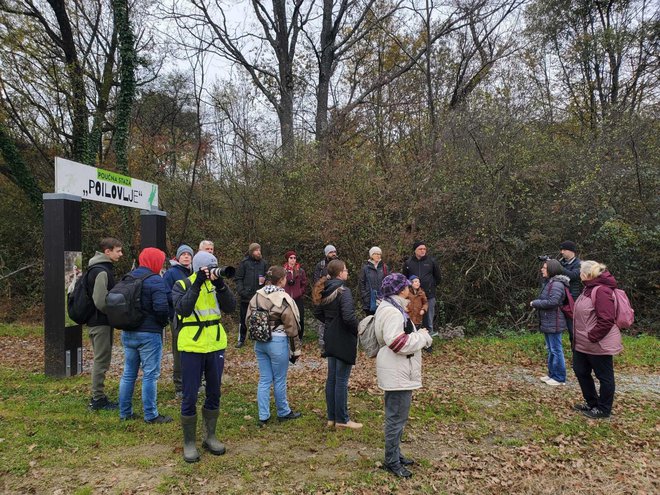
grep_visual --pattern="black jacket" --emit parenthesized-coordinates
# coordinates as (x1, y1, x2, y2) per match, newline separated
(401, 255, 441, 299)
(235, 255, 268, 302)
(560, 257, 582, 299)
(358, 261, 388, 311)
(313, 279, 359, 364)
(172, 276, 237, 319)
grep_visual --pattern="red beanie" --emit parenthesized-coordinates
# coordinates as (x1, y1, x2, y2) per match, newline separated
(139, 247, 165, 274)
(284, 250, 297, 260)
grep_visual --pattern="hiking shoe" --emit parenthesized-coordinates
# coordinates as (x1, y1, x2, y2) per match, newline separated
(382, 463, 412, 478)
(120, 413, 140, 421)
(235, 341, 245, 348)
(545, 378, 565, 386)
(540, 375, 550, 382)
(258, 418, 270, 427)
(399, 456, 415, 466)
(582, 407, 610, 419)
(336, 420, 363, 430)
(572, 402, 593, 412)
(88, 397, 118, 411)
(145, 414, 173, 424)
(277, 411, 302, 422)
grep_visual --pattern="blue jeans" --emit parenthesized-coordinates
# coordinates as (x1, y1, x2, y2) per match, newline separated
(544, 332, 566, 382)
(326, 357, 352, 423)
(255, 335, 291, 420)
(180, 350, 225, 416)
(119, 331, 163, 420)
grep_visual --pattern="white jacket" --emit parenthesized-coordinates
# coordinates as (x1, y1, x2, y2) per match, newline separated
(374, 296, 432, 391)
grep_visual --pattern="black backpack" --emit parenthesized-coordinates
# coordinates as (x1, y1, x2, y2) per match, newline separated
(67, 267, 103, 325)
(105, 272, 156, 330)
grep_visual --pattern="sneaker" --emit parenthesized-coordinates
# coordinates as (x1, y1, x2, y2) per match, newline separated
(399, 456, 415, 466)
(277, 411, 302, 422)
(572, 402, 593, 412)
(327, 420, 335, 428)
(235, 341, 245, 348)
(582, 407, 610, 419)
(258, 418, 270, 427)
(540, 376, 551, 382)
(429, 331, 439, 337)
(335, 420, 363, 430)
(145, 414, 173, 424)
(545, 378, 565, 386)
(88, 397, 118, 411)
(120, 413, 139, 421)
(381, 463, 412, 478)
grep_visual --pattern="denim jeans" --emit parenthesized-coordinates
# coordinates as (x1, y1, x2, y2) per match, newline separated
(119, 331, 163, 420)
(180, 350, 225, 416)
(255, 335, 291, 420)
(424, 297, 436, 332)
(544, 332, 566, 382)
(326, 356, 353, 423)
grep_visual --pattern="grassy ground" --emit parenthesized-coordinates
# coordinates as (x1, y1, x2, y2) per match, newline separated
(0, 323, 658, 494)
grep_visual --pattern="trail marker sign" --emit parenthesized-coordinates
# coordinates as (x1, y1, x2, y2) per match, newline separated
(55, 157, 158, 210)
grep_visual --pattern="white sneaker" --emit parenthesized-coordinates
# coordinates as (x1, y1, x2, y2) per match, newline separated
(545, 378, 565, 386)
(540, 376, 550, 382)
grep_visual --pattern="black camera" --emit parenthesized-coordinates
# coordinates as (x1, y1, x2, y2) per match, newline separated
(537, 255, 551, 261)
(207, 264, 235, 279)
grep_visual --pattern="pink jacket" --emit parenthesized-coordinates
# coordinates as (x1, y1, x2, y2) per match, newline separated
(573, 272, 623, 356)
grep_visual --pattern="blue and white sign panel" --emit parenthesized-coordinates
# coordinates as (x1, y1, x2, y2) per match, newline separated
(55, 157, 158, 210)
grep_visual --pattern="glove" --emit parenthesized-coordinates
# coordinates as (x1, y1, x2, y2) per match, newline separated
(212, 277, 226, 290)
(195, 267, 209, 283)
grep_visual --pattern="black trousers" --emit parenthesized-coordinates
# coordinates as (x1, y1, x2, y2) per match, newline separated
(295, 298, 305, 339)
(238, 301, 250, 343)
(572, 350, 615, 415)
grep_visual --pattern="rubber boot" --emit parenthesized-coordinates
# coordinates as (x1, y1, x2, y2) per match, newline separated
(201, 407, 226, 455)
(181, 414, 200, 463)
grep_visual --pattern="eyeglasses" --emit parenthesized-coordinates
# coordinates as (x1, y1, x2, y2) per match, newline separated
(289, 256, 297, 259)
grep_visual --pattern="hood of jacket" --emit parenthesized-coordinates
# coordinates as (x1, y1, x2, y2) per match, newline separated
(583, 271, 618, 290)
(88, 251, 113, 267)
(139, 247, 165, 274)
(320, 278, 345, 304)
(256, 286, 289, 308)
(548, 274, 570, 287)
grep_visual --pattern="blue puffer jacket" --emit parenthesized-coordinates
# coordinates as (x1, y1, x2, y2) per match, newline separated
(127, 266, 169, 333)
(163, 261, 192, 319)
(531, 275, 569, 334)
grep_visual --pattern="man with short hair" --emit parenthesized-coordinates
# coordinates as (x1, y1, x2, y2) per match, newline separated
(163, 244, 194, 399)
(235, 243, 268, 347)
(402, 241, 441, 336)
(87, 237, 123, 410)
(199, 240, 214, 254)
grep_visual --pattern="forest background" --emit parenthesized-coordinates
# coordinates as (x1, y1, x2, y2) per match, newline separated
(0, 0, 657, 334)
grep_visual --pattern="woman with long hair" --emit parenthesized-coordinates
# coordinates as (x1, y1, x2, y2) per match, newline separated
(312, 259, 362, 429)
(247, 266, 302, 426)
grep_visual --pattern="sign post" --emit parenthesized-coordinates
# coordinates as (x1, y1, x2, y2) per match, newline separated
(44, 158, 166, 377)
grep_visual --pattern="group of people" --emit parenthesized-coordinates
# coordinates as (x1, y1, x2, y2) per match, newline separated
(80, 236, 624, 477)
(531, 241, 623, 420)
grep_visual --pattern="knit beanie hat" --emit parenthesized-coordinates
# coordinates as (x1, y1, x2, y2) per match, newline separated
(380, 273, 411, 297)
(408, 275, 419, 282)
(176, 244, 194, 259)
(285, 250, 297, 260)
(559, 240, 577, 252)
(192, 251, 217, 272)
(369, 246, 382, 257)
(324, 244, 337, 257)
(412, 240, 426, 251)
(249, 243, 261, 255)
(139, 247, 166, 274)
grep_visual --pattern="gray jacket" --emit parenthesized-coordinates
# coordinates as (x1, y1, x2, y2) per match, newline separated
(531, 275, 569, 334)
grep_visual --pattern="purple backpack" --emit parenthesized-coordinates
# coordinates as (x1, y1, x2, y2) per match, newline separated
(592, 286, 635, 329)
